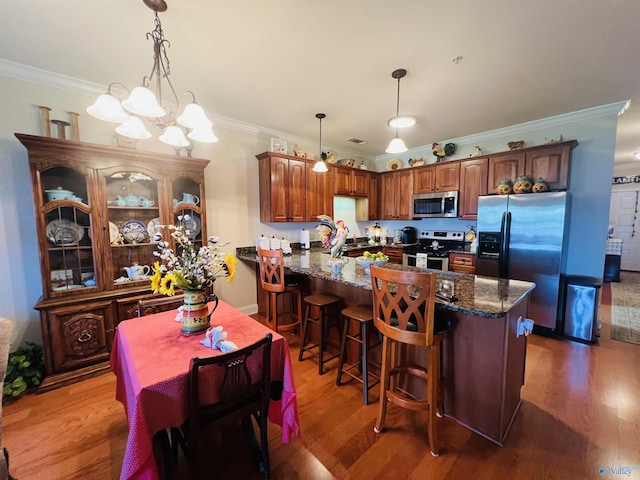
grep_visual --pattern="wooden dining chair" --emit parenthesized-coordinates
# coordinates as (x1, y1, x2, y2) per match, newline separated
(137, 295, 184, 317)
(257, 248, 304, 333)
(369, 265, 450, 457)
(171, 333, 273, 480)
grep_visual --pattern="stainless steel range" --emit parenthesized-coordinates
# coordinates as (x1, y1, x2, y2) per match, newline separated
(402, 231, 465, 270)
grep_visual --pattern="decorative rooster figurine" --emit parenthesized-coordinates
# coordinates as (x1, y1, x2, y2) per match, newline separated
(316, 215, 349, 259)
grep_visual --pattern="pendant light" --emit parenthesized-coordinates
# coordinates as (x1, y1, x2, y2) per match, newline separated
(385, 68, 412, 154)
(312, 113, 328, 173)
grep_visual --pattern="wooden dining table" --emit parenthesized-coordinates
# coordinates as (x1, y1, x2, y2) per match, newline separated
(110, 300, 301, 480)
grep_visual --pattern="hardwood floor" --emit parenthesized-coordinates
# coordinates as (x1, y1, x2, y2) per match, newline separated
(3, 284, 639, 479)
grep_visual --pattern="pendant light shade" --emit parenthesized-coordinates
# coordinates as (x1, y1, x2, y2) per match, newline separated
(386, 133, 408, 154)
(312, 113, 328, 173)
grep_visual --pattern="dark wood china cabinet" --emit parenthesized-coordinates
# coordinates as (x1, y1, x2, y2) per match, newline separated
(16, 133, 209, 391)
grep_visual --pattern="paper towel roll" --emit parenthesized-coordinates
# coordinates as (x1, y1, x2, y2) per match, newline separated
(300, 251, 310, 268)
(300, 229, 310, 249)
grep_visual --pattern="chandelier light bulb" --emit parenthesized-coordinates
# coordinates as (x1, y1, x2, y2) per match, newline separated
(159, 125, 190, 147)
(188, 127, 219, 144)
(177, 103, 213, 129)
(115, 116, 152, 140)
(386, 134, 408, 154)
(86, 94, 130, 123)
(122, 86, 166, 118)
(635, 151, 640, 160)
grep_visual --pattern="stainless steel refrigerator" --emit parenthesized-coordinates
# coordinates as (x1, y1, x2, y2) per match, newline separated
(476, 192, 570, 334)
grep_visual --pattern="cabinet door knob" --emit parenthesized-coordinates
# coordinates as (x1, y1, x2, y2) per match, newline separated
(77, 329, 92, 343)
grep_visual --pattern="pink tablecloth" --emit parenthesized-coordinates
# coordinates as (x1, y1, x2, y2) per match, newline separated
(110, 301, 301, 480)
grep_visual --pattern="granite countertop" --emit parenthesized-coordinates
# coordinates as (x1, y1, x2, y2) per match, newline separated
(237, 247, 535, 318)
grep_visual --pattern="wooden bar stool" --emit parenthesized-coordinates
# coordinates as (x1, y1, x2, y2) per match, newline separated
(369, 265, 451, 457)
(336, 304, 380, 405)
(298, 293, 342, 375)
(257, 248, 304, 334)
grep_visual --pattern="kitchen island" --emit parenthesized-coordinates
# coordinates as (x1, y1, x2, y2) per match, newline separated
(237, 247, 535, 446)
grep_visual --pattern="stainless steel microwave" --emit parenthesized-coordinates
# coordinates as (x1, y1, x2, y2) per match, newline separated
(412, 191, 459, 218)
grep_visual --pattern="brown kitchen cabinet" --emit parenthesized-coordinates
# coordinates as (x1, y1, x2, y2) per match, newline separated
(435, 162, 460, 191)
(487, 151, 526, 192)
(413, 165, 436, 194)
(306, 162, 334, 221)
(17, 133, 209, 391)
(257, 152, 306, 222)
(524, 141, 577, 191)
(366, 173, 379, 220)
(382, 246, 404, 264)
(413, 162, 460, 194)
(458, 157, 488, 220)
(488, 140, 577, 193)
(333, 165, 369, 197)
(380, 169, 413, 220)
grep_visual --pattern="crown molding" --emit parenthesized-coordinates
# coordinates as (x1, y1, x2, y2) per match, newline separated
(0, 58, 370, 160)
(377, 101, 626, 161)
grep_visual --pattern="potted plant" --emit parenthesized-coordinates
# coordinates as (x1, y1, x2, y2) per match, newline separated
(3, 342, 44, 398)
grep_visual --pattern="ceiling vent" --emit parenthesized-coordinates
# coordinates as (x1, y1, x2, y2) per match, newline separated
(345, 137, 367, 145)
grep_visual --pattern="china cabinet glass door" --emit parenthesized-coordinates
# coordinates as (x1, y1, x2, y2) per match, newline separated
(103, 170, 161, 287)
(40, 166, 97, 295)
(172, 176, 206, 251)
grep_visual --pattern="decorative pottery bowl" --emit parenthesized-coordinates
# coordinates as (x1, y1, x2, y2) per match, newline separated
(355, 256, 388, 273)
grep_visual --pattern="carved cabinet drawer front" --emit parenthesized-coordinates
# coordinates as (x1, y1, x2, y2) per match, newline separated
(47, 300, 113, 372)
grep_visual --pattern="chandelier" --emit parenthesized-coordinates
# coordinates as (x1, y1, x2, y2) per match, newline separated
(86, 0, 218, 154)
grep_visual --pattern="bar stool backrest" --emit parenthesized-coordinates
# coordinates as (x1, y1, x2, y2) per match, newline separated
(369, 266, 436, 348)
(257, 248, 286, 294)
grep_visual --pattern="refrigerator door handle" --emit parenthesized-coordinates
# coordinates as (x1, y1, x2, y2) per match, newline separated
(498, 211, 510, 278)
(503, 211, 511, 277)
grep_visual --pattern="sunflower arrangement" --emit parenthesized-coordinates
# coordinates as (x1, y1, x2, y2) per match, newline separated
(150, 216, 237, 296)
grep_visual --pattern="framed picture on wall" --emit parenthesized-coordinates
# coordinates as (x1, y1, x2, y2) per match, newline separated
(270, 138, 287, 154)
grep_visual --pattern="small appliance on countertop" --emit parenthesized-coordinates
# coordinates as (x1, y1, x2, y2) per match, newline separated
(400, 226, 418, 244)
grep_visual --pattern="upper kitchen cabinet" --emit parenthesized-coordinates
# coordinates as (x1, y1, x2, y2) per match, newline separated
(413, 162, 460, 194)
(380, 169, 413, 220)
(488, 140, 577, 193)
(458, 157, 488, 220)
(524, 140, 577, 191)
(306, 161, 333, 221)
(487, 151, 525, 191)
(333, 165, 369, 197)
(435, 162, 460, 191)
(367, 173, 379, 220)
(413, 165, 436, 194)
(257, 152, 306, 222)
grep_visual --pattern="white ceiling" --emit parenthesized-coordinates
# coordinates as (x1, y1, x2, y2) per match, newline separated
(1, 0, 639, 163)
